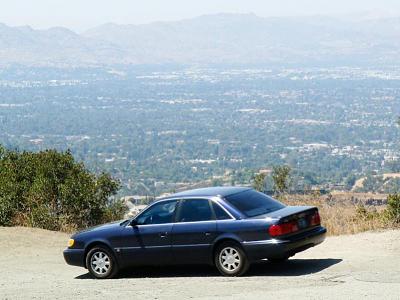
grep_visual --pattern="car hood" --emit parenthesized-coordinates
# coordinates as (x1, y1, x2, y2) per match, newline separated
(73, 220, 125, 237)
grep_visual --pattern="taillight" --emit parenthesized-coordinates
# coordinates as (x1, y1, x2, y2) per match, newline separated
(269, 210, 321, 237)
(268, 224, 283, 237)
(268, 221, 299, 237)
(310, 211, 321, 226)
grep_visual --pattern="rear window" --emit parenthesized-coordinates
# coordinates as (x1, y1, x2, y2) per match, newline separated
(178, 199, 213, 222)
(224, 190, 285, 217)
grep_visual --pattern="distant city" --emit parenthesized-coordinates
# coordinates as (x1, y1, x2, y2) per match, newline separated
(1, 65, 400, 196)
(2, 13, 400, 197)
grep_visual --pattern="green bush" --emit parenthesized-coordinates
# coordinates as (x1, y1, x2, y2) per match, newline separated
(0, 195, 16, 226)
(387, 194, 400, 224)
(0, 145, 127, 231)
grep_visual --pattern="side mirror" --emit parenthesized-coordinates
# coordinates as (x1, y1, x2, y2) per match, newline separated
(130, 219, 138, 226)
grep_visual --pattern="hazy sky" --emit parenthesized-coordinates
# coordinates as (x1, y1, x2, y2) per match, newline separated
(2, 0, 400, 31)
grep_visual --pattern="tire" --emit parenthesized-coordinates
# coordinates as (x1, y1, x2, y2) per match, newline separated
(214, 242, 249, 276)
(86, 246, 119, 279)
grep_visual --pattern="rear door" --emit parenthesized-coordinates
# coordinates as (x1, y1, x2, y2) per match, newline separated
(171, 198, 217, 264)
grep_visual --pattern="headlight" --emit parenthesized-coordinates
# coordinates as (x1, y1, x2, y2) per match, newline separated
(68, 239, 75, 248)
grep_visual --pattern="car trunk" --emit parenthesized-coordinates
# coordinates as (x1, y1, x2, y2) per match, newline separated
(250, 206, 321, 237)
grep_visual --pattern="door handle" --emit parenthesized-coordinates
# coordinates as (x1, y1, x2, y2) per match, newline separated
(159, 232, 168, 238)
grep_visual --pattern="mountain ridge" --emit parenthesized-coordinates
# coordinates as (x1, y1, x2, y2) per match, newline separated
(1, 13, 400, 67)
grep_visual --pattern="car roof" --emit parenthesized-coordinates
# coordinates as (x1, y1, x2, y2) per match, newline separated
(162, 186, 252, 199)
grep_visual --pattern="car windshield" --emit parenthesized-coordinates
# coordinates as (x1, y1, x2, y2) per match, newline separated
(224, 189, 285, 217)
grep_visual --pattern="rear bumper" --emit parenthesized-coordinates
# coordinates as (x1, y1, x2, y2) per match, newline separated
(242, 226, 327, 261)
(63, 248, 86, 267)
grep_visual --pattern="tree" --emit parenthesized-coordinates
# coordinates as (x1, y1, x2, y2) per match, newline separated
(0, 145, 126, 231)
(345, 174, 357, 190)
(272, 165, 292, 195)
(252, 172, 267, 192)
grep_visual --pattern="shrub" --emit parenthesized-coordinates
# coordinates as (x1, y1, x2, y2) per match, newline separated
(0, 145, 127, 231)
(0, 195, 16, 226)
(387, 194, 400, 224)
(272, 165, 291, 195)
(355, 204, 380, 222)
(252, 172, 267, 192)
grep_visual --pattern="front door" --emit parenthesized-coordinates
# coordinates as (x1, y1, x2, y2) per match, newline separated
(120, 199, 178, 266)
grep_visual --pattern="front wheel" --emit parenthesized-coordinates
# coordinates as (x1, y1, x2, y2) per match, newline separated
(214, 242, 249, 276)
(86, 246, 119, 279)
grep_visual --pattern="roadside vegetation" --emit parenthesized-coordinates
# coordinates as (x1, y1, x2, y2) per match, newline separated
(285, 194, 397, 236)
(253, 165, 400, 235)
(0, 146, 127, 232)
(0, 142, 399, 236)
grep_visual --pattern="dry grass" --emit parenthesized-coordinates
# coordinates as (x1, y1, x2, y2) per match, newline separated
(281, 193, 394, 236)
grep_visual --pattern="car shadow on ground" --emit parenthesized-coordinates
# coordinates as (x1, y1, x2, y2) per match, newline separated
(75, 258, 342, 279)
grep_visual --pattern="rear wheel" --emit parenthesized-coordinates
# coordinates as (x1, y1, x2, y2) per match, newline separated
(86, 246, 118, 279)
(214, 242, 249, 276)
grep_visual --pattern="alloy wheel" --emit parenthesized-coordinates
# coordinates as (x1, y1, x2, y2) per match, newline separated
(90, 251, 111, 275)
(219, 247, 241, 272)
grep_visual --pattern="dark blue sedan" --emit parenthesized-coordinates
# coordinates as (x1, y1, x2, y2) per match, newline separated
(63, 186, 326, 278)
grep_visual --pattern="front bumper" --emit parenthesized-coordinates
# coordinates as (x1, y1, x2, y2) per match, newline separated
(242, 226, 327, 261)
(63, 248, 86, 267)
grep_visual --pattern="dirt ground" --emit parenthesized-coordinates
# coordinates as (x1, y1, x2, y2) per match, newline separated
(0, 227, 399, 299)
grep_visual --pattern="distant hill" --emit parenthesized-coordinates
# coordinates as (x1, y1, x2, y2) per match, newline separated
(1, 13, 400, 67)
(0, 23, 127, 67)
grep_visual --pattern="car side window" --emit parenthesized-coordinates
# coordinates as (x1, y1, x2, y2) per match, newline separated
(212, 202, 231, 220)
(178, 199, 214, 222)
(136, 200, 178, 225)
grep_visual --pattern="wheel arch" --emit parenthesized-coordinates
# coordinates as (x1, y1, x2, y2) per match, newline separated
(212, 234, 244, 257)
